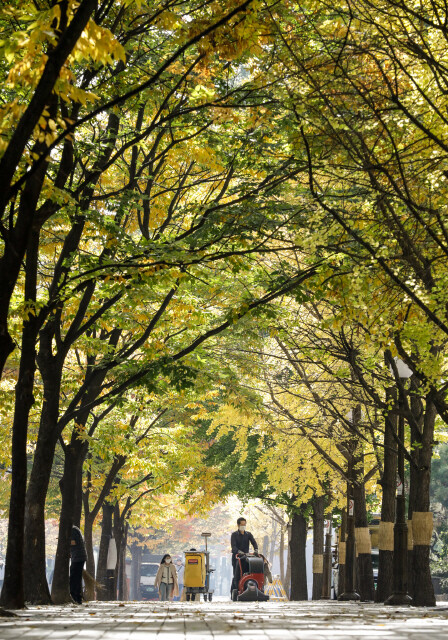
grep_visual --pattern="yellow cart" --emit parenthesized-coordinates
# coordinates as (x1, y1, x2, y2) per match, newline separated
(183, 533, 214, 602)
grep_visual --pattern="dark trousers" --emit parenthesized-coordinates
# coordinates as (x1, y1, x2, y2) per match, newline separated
(70, 560, 85, 603)
(231, 557, 247, 592)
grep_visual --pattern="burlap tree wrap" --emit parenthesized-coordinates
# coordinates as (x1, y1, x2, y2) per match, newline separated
(355, 527, 371, 554)
(412, 512, 433, 546)
(312, 554, 324, 573)
(407, 520, 414, 550)
(378, 521, 394, 551)
(338, 541, 346, 564)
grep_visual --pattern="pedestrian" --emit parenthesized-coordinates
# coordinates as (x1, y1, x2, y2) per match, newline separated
(70, 525, 87, 604)
(174, 558, 184, 601)
(154, 554, 179, 601)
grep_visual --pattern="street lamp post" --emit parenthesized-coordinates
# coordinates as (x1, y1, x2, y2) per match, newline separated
(385, 357, 413, 606)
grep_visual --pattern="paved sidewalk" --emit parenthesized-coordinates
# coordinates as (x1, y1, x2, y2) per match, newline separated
(1, 600, 448, 639)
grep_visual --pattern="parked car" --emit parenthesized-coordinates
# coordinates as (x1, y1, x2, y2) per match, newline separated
(140, 562, 159, 600)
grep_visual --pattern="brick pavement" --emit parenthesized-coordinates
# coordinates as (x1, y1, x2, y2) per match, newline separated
(1, 600, 448, 640)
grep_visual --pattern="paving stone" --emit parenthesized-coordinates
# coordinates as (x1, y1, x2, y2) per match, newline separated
(1, 600, 448, 640)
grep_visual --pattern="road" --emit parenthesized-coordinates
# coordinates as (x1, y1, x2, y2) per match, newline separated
(1, 600, 448, 639)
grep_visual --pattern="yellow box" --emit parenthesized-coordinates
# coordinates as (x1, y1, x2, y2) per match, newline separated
(184, 552, 206, 588)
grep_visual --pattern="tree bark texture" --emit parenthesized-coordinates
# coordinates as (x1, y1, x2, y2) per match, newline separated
(83, 511, 96, 601)
(407, 392, 419, 600)
(289, 509, 308, 601)
(0, 230, 39, 609)
(311, 495, 324, 600)
(409, 384, 436, 606)
(0, 154, 48, 376)
(279, 526, 285, 586)
(354, 480, 375, 601)
(51, 438, 86, 604)
(73, 460, 84, 528)
(23, 352, 62, 604)
(117, 522, 129, 601)
(114, 504, 128, 602)
(285, 524, 291, 596)
(337, 510, 347, 600)
(377, 387, 397, 602)
(130, 543, 142, 601)
(97, 503, 114, 601)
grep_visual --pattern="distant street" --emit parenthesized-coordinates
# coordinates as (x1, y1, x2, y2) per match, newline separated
(1, 600, 448, 639)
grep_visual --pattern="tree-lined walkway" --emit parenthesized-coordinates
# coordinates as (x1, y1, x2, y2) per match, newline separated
(1, 601, 448, 639)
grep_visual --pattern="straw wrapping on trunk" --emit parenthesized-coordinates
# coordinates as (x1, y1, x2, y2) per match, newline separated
(378, 521, 394, 551)
(412, 512, 433, 546)
(312, 554, 323, 573)
(355, 527, 371, 554)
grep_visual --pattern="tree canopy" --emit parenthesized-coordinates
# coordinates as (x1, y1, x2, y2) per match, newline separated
(1, 0, 448, 609)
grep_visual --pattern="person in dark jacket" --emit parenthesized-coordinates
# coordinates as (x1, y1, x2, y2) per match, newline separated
(230, 517, 259, 592)
(70, 525, 87, 604)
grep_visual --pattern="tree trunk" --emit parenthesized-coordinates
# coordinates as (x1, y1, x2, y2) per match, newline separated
(289, 509, 308, 601)
(113, 504, 124, 601)
(23, 431, 56, 604)
(97, 502, 114, 601)
(269, 519, 277, 564)
(0, 138, 50, 378)
(408, 441, 417, 599)
(130, 543, 142, 600)
(311, 495, 324, 600)
(117, 520, 129, 601)
(407, 386, 419, 600)
(73, 460, 84, 529)
(262, 535, 269, 557)
(377, 387, 397, 602)
(350, 408, 374, 602)
(23, 418, 60, 603)
(82, 454, 126, 600)
(51, 438, 85, 604)
(23, 334, 63, 604)
(339, 440, 360, 601)
(285, 523, 291, 596)
(0, 231, 39, 609)
(354, 478, 375, 601)
(279, 526, 285, 585)
(409, 388, 436, 606)
(338, 510, 347, 599)
(83, 511, 96, 601)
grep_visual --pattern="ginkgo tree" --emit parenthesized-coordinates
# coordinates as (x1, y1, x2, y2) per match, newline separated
(80, 395, 224, 600)
(4, 0, 448, 613)
(258, 0, 448, 606)
(1, 0, 330, 609)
